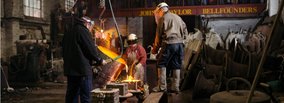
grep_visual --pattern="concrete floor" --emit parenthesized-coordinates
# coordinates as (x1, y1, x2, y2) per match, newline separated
(1, 60, 283, 103)
(1, 82, 211, 103)
(2, 81, 284, 103)
(1, 82, 66, 103)
(0, 60, 208, 103)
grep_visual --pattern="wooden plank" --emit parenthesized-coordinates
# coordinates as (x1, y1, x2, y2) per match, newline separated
(181, 40, 203, 90)
(183, 39, 203, 71)
(187, 40, 203, 71)
(143, 92, 164, 103)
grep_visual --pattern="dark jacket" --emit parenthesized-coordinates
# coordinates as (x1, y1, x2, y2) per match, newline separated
(62, 17, 103, 76)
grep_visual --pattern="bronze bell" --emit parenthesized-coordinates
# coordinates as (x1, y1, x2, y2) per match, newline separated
(192, 70, 222, 99)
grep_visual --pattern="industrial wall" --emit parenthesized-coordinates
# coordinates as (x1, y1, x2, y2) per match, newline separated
(1, 0, 62, 61)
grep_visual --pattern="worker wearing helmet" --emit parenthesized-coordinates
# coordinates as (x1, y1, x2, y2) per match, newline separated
(62, 1, 108, 102)
(152, 2, 188, 93)
(124, 33, 147, 86)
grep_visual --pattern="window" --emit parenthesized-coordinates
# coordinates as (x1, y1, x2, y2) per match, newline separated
(65, 0, 76, 11)
(24, 0, 43, 18)
(1, 0, 4, 18)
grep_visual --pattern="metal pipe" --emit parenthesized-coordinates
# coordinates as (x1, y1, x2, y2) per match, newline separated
(108, 0, 124, 60)
(246, 1, 284, 103)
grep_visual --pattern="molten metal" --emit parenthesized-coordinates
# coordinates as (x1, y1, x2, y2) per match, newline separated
(97, 46, 129, 81)
(97, 46, 127, 65)
(122, 76, 140, 82)
(122, 76, 141, 90)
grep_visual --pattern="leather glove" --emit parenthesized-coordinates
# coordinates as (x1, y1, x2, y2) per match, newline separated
(102, 60, 107, 65)
(135, 63, 143, 70)
(149, 53, 157, 60)
(102, 59, 112, 65)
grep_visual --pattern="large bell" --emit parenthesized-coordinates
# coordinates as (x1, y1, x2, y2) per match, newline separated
(204, 45, 227, 65)
(192, 70, 221, 99)
(210, 77, 271, 103)
(226, 58, 250, 79)
(204, 64, 224, 78)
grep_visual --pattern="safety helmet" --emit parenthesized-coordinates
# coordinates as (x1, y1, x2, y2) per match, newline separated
(82, 16, 91, 23)
(157, 2, 169, 8)
(127, 33, 138, 45)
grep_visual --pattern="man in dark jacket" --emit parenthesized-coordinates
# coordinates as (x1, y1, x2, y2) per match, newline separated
(62, 1, 107, 103)
(152, 2, 188, 93)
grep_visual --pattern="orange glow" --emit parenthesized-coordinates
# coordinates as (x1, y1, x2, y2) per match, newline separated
(121, 75, 140, 82)
(97, 46, 129, 81)
(126, 62, 136, 81)
(97, 46, 127, 65)
(122, 79, 140, 82)
(127, 75, 134, 80)
(110, 63, 126, 81)
(92, 25, 129, 82)
(122, 76, 141, 90)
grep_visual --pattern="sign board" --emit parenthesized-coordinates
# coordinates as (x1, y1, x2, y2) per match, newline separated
(92, 4, 266, 17)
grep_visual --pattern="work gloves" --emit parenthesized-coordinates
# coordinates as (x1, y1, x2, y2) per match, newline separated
(102, 59, 112, 65)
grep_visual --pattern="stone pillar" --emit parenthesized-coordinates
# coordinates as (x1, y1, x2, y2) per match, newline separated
(3, 19, 20, 60)
(4, 0, 23, 18)
(1, 0, 55, 60)
(2, 0, 23, 60)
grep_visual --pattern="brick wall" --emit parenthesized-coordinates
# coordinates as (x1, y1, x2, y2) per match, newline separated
(1, 0, 64, 60)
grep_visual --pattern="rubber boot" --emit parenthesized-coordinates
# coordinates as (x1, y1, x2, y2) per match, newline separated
(152, 67, 167, 92)
(171, 69, 180, 93)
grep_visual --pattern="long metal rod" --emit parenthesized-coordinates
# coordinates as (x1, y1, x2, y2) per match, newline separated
(108, 0, 124, 59)
(246, 1, 284, 103)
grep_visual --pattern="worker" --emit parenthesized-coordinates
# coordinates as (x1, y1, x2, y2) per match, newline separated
(124, 33, 147, 86)
(62, 1, 108, 103)
(152, 2, 188, 93)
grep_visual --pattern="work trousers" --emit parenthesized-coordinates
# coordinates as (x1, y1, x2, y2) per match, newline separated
(65, 75, 93, 103)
